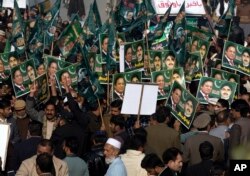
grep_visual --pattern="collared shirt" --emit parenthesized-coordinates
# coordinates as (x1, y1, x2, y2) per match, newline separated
(15, 83, 26, 91)
(105, 157, 127, 176)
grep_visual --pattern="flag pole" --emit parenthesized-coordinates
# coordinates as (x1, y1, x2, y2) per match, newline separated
(135, 84, 144, 129)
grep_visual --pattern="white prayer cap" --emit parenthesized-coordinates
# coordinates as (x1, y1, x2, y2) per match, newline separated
(106, 138, 121, 149)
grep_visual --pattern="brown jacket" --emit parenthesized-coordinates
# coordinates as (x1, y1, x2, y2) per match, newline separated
(16, 155, 69, 176)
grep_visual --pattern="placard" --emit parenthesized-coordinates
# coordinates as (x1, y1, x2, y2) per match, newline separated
(121, 83, 158, 115)
(0, 124, 10, 171)
(2, 0, 26, 9)
(152, 0, 205, 15)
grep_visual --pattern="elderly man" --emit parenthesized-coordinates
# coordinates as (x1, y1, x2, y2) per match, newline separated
(104, 138, 127, 176)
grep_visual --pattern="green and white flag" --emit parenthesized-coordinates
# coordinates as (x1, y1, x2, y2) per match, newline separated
(12, 0, 26, 54)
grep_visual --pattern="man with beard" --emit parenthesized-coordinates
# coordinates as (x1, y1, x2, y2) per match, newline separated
(104, 138, 127, 176)
(13, 100, 30, 140)
(26, 82, 58, 139)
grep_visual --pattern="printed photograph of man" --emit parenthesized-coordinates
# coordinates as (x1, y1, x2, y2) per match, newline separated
(241, 49, 250, 67)
(0, 59, 8, 80)
(197, 79, 213, 102)
(153, 72, 167, 98)
(124, 45, 134, 70)
(220, 84, 232, 100)
(135, 42, 144, 67)
(223, 43, 236, 67)
(164, 52, 176, 70)
(113, 75, 126, 100)
(183, 99, 194, 118)
(9, 55, 19, 68)
(152, 53, 162, 71)
(12, 68, 27, 95)
(26, 63, 36, 82)
(167, 86, 182, 111)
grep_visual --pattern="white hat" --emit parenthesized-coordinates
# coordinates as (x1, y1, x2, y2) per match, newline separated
(106, 138, 121, 149)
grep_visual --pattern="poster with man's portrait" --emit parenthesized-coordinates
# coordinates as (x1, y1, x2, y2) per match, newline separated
(170, 67, 186, 88)
(124, 71, 142, 83)
(151, 70, 172, 100)
(162, 50, 177, 70)
(222, 41, 250, 76)
(94, 54, 110, 84)
(115, 33, 126, 62)
(211, 68, 240, 99)
(55, 64, 79, 96)
(34, 73, 50, 104)
(45, 55, 71, 79)
(112, 73, 126, 101)
(122, 40, 144, 72)
(197, 77, 237, 104)
(11, 61, 34, 98)
(166, 81, 198, 129)
(149, 50, 163, 72)
(184, 52, 203, 82)
(0, 53, 11, 82)
(99, 33, 109, 63)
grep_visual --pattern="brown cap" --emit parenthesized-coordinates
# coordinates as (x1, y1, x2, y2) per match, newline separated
(14, 100, 26, 110)
(193, 113, 211, 129)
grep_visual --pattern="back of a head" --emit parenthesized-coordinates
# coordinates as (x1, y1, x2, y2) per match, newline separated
(155, 106, 170, 123)
(36, 153, 54, 175)
(217, 99, 229, 109)
(38, 139, 54, 152)
(110, 115, 125, 129)
(199, 141, 214, 160)
(216, 110, 230, 124)
(141, 153, 164, 169)
(64, 136, 79, 154)
(162, 147, 183, 164)
(0, 98, 11, 109)
(125, 134, 146, 151)
(231, 99, 250, 117)
(28, 120, 43, 136)
(110, 99, 123, 110)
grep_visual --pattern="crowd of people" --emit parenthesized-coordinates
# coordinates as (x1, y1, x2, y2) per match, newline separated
(1, 0, 250, 176)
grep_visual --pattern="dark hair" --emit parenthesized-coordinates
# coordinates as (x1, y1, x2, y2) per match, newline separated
(221, 83, 232, 91)
(216, 110, 230, 124)
(125, 45, 132, 55)
(226, 44, 236, 51)
(154, 73, 164, 82)
(131, 74, 140, 82)
(164, 52, 175, 61)
(162, 147, 183, 164)
(110, 115, 125, 129)
(36, 153, 54, 174)
(242, 49, 250, 56)
(64, 136, 79, 154)
(231, 99, 250, 117)
(155, 106, 170, 123)
(26, 63, 34, 71)
(0, 98, 11, 109)
(91, 132, 108, 144)
(101, 35, 108, 45)
(141, 153, 164, 169)
(153, 53, 161, 61)
(217, 99, 229, 109)
(110, 99, 123, 110)
(125, 134, 146, 150)
(172, 86, 181, 94)
(114, 75, 125, 85)
(12, 68, 22, 79)
(59, 70, 70, 82)
(38, 139, 54, 151)
(45, 100, 56, 109)
(201, 79, 213, 86)
(28, 120, 43, 136)
(48, 60, 57, 68)
(199, 141, 214, 160)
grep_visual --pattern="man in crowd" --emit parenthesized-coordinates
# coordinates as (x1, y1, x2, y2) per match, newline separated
(16, 139, 68, 175)
(104, 138, 127, 176)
